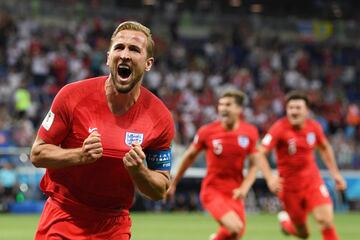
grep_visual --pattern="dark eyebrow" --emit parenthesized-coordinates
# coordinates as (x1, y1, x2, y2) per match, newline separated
(129, 45, 141, 52)
(113, 43, 123, 49)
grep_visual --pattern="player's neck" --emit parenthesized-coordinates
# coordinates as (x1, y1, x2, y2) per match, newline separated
(222, 119, 239, 131)
(291, 122, 305, 130)
(105, 78, 141, 115)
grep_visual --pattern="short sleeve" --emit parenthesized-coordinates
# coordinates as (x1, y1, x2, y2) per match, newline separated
(38, 86, 72, 145)
(248, 126, 259, 154)
(192, 126, 206, 151)
(261, 122, 280, 151)
(313, 120, 327, 146)
(145, 111, 175, 171)
(147, 112, 175, 151)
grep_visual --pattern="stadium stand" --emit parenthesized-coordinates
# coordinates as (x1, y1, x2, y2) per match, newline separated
(0, 0, 359, 213)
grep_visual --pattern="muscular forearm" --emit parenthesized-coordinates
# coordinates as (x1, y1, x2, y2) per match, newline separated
(165, 146, 199, 200)
(318, 141, 347, 191)
(241, 163, 257, 191)
(172, 155, 196, 186)
(31, 132, 102, 169)
(31, 143, 82, 169)
(257, 153, 274, 181)
(319, 143, 341, 177)
(129, 167, 170, 200)
(232, 155, 258, 199)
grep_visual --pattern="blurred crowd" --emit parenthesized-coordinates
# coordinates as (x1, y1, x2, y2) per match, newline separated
(0, 2, 359, 171)
(0, 0, 359, 213)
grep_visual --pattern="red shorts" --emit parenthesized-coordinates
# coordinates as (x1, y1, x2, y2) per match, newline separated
(279, 180, 332, 225)
(200, 188, 246, 234)
(35, 198, 132, 240)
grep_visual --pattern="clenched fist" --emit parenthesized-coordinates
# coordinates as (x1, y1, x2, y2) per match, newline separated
(232, 186, 249, 200)
(81, 131, 103, 164)
(123, 142, 146, 172)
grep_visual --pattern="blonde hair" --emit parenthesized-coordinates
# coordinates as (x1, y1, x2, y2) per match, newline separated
(110, 21, 154, 58)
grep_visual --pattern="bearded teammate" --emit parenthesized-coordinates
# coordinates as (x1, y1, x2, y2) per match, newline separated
(258, 91, 346, 240)
(167, 90, 259, 240)
(30, 21, 174, 240)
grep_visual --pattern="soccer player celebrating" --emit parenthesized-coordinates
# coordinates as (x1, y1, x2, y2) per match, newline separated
(30, 21, 174, 239)
(167, 90, 259, 240)
(258, 91, 347, 240)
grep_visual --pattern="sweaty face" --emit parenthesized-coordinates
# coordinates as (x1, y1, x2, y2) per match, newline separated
(217, 97, 242, 126)
(286, 99, 308, 127)
(107, 29, 153, 93)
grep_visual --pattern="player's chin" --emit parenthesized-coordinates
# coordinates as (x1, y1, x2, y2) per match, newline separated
(115, 81, 135, 93)
(289, 118, 300, 125)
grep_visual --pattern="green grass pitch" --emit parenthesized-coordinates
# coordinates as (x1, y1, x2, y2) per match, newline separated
(0, 212, 359, 239)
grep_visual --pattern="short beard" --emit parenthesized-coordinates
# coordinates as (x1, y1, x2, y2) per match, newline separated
(110, 71, 142, 93)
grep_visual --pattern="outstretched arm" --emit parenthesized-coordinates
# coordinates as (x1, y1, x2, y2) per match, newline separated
(30, 132, 103, 169)
(318, 139, 347, 191)
(166, 144, 201, 199)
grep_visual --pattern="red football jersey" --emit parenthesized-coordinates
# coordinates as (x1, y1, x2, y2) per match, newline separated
(193, 120, 259, 195)
(38, 76, 174, 212)
(261, 117, 326, 191)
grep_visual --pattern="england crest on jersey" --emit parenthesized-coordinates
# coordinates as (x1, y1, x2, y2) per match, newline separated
(125, 132, 144, 146)
(238, 136, 249, 148)
(306, 132, 316, 145)
(212, 139, 223, 155)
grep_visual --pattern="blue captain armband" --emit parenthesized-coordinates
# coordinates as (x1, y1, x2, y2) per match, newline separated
(145, 149, 172, 171)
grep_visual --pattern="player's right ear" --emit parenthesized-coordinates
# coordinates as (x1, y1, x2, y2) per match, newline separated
(106, 51, 109, 66)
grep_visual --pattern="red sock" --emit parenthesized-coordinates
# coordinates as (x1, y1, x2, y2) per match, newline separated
(214, 227, 232, 240)
(281, 220, 297, 236)
(322, 226, 339, 240)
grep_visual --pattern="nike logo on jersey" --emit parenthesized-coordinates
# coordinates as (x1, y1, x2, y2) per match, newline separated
(88, 127, 98, 133)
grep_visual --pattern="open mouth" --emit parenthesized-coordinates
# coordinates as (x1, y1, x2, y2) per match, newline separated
(220, 112, 229, 117)
(117, 65, 132, 79)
